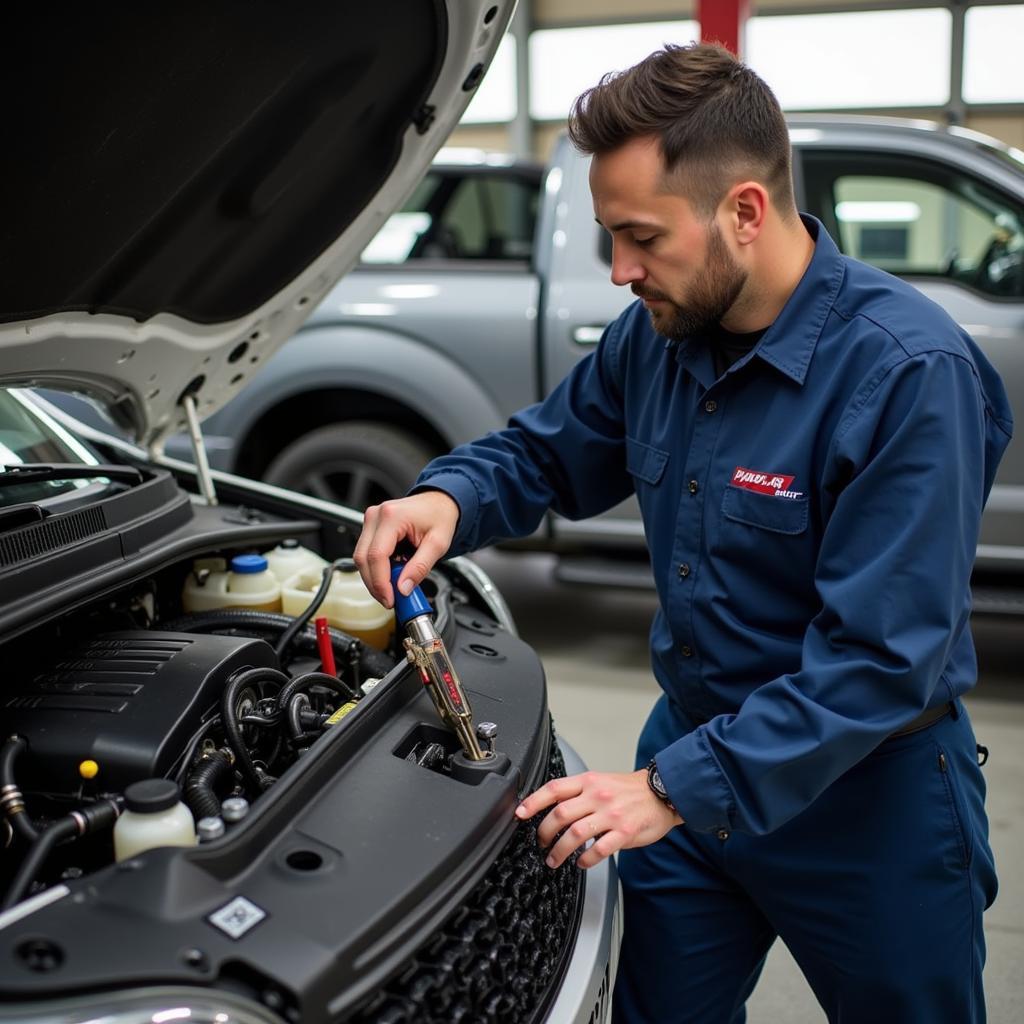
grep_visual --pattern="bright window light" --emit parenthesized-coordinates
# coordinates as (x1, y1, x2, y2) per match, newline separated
(746, 9, 951, 110)
(360, 213, 431, 264)
(964, 5, 1024, 104)
(461, 34, 517, 124)
(836, 201, 922, 223)
(529, 21, 698, 121)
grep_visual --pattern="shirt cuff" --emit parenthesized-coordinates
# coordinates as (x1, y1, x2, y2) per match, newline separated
(657, 728, 736, 833)
(410, 469, 481, 554)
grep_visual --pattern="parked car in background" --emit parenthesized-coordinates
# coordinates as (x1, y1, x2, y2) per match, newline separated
(0, 5, 619, 1023)
(62, 118, 1024, 606)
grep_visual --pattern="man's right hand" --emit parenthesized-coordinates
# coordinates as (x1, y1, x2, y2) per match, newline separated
(353, 490, 460, 608)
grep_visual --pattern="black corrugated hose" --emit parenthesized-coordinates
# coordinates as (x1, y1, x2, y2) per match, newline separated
(184, 750, 234, 821)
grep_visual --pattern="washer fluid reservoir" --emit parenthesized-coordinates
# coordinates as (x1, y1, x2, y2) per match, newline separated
(182, 554, 282, 613)
(282, 564, 395, 650)
(262, 539, 328, 582)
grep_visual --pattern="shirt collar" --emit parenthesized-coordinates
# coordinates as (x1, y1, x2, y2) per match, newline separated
(753, 215, 845, 385)
(669, 214, 845, 387)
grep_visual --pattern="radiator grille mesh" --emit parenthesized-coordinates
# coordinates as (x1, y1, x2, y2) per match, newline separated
(344, 735, 583, 1024)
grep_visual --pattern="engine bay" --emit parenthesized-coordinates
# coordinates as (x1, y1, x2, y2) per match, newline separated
(0, 458, 584, 1023)
(0, 532, 413, 909)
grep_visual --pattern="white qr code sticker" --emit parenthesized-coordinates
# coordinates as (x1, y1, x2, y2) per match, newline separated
(207, 896, 267, 939)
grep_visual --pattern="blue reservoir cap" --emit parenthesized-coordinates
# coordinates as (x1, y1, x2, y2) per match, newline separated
(231, 554, 269, 574)
(391, 564, 433, 626)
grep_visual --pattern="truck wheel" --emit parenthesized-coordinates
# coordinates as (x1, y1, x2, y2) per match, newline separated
(262, 422, 434, 510)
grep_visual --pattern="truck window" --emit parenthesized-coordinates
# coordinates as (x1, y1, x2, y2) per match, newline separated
(361, 171, 538, 264)
(801, 150, 1024, 299)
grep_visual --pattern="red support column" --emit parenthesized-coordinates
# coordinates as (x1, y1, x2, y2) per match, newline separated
(699, 0, 750, 58)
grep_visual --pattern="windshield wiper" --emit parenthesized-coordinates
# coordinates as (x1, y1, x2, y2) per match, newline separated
(0, 503, 46, 533)
(0, 463, 144, 488)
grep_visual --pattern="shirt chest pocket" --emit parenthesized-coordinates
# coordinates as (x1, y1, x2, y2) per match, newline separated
(626, 436, 670, 486)
(720, 485, 808, 535)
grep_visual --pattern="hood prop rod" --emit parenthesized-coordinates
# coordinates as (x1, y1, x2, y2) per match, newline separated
(180, 392, 218, 507)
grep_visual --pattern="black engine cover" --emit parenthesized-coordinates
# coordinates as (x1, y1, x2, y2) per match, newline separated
(5, 631, 277, 792)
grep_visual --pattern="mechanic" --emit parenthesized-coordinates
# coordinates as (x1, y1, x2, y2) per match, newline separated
(354, 43, 1013, 1024)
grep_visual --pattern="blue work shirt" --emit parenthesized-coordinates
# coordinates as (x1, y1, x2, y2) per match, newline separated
(415, 217, 1013, 836)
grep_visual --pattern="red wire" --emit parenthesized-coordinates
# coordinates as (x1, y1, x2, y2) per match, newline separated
(316, 617, 337, 676)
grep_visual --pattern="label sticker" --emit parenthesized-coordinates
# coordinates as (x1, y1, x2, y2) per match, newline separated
(731, 466, 803, 499)
(326, 701, 358, 725)
(207, 896, 267, 940)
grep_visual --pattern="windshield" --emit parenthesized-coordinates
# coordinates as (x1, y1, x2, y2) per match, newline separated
(0, 389, 106, 507)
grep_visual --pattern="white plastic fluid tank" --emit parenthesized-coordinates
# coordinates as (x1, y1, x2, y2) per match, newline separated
(182, 554, 282, 612)
(282, 564, 395, 650)
(262, 539, 328, 583)
(113, 779, 196, 861)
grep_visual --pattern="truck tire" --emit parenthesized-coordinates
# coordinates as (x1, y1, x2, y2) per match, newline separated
(262, 421, 435, 511)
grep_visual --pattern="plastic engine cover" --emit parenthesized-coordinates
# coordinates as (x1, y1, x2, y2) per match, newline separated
(5, 631, 277, 792)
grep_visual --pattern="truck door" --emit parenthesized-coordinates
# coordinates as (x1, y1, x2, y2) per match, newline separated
(797, 143, 1024, 577)
(536, 140, 647, 571)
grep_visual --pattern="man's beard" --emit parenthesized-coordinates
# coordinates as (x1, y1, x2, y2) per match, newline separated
(635, 225, 747, 342)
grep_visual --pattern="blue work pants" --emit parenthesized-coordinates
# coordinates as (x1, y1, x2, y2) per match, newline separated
(613, 696, 997, 1023)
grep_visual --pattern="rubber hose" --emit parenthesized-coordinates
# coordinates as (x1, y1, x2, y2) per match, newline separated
(2, 799, 119, 911)
(161, 610, 394, 679)
(2, 816, 77, 910)
(276, 671, 357, 715)
(221, 667, 288, 795)
(286, 693, 311, 742)
(273, 560, 346, 662)
(0, 737, 38, 844)
(184, 751, 234, 820)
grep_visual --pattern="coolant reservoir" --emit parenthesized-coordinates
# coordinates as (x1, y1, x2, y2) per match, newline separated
(114, 779, 196, 861)
(182, 554, 282, 613)
(282, 565, 395, 650)
(263, 538, 328, 583)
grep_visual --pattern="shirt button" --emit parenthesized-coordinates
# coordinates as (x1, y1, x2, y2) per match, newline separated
(688, 479, 699, 495)
(717, 829, 730, 841)
(680, 645, 693, 658)
(704, 399, 717, 413)
(678, 563, 691, 578)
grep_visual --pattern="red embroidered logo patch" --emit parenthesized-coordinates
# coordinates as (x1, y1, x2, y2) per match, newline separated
(732, 466, 802, 499)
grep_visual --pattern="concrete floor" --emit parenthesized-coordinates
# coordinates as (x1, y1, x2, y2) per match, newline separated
(471, 548, 1024, 1023)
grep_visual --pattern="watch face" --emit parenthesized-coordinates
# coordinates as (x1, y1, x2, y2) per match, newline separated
(647, 760, 677, 816)
(647, 761, 668, 798)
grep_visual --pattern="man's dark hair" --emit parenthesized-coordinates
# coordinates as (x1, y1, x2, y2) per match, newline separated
(568, 43, 796, 219)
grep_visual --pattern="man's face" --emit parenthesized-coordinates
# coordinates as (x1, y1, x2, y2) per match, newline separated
(590, 136, 747, 341)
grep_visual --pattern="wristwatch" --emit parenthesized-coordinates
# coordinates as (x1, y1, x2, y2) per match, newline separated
(646, 759, 677, 814)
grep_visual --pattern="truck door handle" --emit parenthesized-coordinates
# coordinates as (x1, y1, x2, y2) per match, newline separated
(572, 325, 607, 346)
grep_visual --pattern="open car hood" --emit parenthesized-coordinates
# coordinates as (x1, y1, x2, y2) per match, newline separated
(0, 1, 512, 449)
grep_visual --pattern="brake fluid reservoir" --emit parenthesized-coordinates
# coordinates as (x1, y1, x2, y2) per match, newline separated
(282, 565, 395, 650)
(263, 539, 328, 583)
(182, 554, 282, 612)
(114, 779, 196, 861)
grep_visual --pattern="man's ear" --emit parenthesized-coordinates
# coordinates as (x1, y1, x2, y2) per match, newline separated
(726, 182, 768, 244)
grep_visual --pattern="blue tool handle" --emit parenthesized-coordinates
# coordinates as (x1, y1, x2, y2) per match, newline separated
(390, 562, 432, 626)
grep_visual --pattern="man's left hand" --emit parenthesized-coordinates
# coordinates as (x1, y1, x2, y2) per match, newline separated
(515, 770, 684, 870)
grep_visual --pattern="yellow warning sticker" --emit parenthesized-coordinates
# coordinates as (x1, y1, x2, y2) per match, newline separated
(326, 701, 359, 725)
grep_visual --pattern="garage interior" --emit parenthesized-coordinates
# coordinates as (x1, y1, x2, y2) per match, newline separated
(453, 2, 1023, 1020)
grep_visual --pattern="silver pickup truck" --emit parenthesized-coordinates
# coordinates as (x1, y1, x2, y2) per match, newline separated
(186, 117, 1023, 600)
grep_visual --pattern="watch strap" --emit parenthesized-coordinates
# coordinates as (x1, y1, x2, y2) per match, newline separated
(646, 758, 677, 814)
